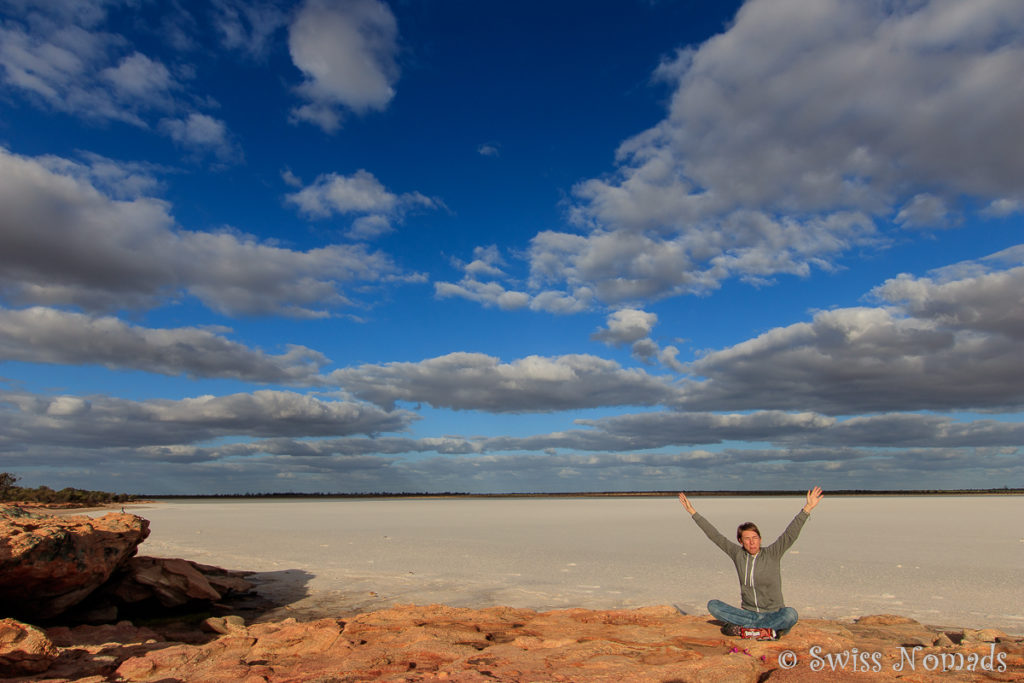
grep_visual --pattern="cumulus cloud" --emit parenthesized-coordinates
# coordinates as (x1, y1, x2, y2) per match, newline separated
(870, 247, 1024, 340)
(0, 2, 241, 154)
(591, 308, 665, 362)
(0, 307, 328, 383)
(674, 249, 1024, 414)
(329, 352, 680, 412)
(0, 8, 149, 125)
(0, 147, 417, 316)
(0, 389, 417, 449)
(159, 112, 242, 164)
(99, 52, 178, 105)
(435, 245, 594, 313)
(287, 0, 399, 132)
(592, 309, 657, 346)
(32, 151, 166, 200)
(446, 0, 1024, 311)
(286, 169, 436, 239)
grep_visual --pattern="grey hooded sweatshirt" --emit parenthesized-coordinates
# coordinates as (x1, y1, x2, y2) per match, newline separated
(691, 510, 808, 613)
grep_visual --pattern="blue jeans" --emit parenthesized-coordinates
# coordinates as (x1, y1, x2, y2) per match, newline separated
(707, 599, 798, 632)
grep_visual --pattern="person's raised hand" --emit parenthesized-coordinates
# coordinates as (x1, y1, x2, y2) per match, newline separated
(678, 492, 696, 515)
(803, 486, 824, 513)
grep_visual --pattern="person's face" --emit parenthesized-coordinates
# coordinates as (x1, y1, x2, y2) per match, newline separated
(740, 529, 761, 555)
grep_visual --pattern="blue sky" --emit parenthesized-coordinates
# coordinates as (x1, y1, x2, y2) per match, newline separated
(1, 0, 1022, 494)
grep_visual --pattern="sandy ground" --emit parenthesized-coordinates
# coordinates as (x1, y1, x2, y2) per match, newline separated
(117, 495, 1023, 634)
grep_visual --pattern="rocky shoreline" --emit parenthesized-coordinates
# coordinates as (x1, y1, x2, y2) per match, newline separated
(2, 505, 1022, 681)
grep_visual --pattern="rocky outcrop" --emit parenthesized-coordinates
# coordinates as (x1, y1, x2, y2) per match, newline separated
(0, 619, 58, 677)
(0, 505, 253, 623)
(96, 556, 254, 613)
(1, 606, 1021, 682)
(0, 505, 149, 619)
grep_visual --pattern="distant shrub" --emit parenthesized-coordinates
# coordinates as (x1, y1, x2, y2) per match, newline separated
(0, 472, 138, 505)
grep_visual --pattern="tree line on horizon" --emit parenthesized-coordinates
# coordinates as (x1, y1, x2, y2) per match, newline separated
(0, 472, 137, 506)
(145, 487, 1024, 499)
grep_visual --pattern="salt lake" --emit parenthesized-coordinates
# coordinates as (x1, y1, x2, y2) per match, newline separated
(125, 495, 1023, 634)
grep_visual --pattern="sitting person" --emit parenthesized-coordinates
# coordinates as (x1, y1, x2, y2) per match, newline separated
(678, 486, 823, 640)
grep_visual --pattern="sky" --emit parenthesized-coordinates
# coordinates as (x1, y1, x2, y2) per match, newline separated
(0, 0, 1022, 495)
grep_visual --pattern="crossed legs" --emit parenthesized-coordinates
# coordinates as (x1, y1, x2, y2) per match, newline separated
(707, 599, 798, 633)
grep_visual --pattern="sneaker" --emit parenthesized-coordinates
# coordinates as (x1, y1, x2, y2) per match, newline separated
(722, 624, 743, 637)
(739, 627, 777, 641)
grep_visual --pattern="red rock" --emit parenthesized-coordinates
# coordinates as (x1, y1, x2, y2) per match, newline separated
(17, 604, 1016, 682)
(0, 618, 58, 676)
(106, 556, 239, 608)
(855, 614, 920, 626)
(45, 620, 162, 647)
(0, 505, 148, 618)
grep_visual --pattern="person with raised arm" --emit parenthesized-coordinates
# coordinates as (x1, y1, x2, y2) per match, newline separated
(678, 486, 824, 641)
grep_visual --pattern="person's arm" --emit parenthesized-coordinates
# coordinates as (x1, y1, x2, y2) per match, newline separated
(803, 486, 824, 514)
(679, 492, 735, 554)
(766, 486, 823, 555)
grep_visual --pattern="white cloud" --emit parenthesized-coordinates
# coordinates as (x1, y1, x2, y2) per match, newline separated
(329, 352, 679, 412)
(0, 2, 245, 157)
(0, 147, 415, 316)
(288, 102, 342, 133)
(160, 112, 242, 164)
(434, 279, 530, 311)
(288, 169, 398, 216)
(99, 52, 177, 102)
(435, 245, 595, 313)
(592, 309, 658, 346)
(0, 3, 196, 129)
(895, 193, 957, 230)
(33, 151, 165, 200)
(0, 389, 418, 448)
(982, 198, 1022, 218)
(591, 309, 667, 364)
(870, 252, 1024, 340)
(463, 245, 507, 279)
(0, 306, 328, 383)
(288, 0, 399, 132)
(449, 0, 1024, 312)
(285, 169, 436, 239)
(675, 249, 1024, 414)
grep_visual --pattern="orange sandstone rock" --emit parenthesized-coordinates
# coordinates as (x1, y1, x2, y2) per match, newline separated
(0, 606, 1020, 682)
(0, 618, 58, 676)
(0, 505, 149, 619)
